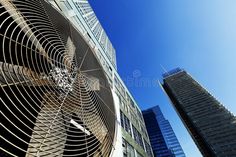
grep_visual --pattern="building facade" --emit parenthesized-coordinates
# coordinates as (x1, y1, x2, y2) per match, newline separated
(0, 0, 153, 157)
(161, 68, 236, 157)
(143, 106, 185, 157)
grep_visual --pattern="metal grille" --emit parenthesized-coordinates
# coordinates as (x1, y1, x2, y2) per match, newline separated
(0, 0, 116, 156)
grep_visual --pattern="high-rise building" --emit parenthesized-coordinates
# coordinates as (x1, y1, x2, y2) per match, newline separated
(0, 0, 153, 157)
(142, 106, 186, 157)
(161, 68, 236, 157)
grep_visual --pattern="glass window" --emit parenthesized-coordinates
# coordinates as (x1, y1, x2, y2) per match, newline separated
(132, 125, 144, 149)
(122, 138, 135, 157)
(144, 140, 153, 157)
(127, 142, 135, 157)
(63, 1, 73, 10)
(120, 111, 132, 135)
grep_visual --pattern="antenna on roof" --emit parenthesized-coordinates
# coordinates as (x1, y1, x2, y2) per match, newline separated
(160, 64, 168, 73)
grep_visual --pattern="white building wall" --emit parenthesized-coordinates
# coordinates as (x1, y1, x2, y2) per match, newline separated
(110, 91, 123, 157)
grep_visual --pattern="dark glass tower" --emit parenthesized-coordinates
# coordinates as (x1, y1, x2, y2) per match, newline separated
(161, 68, 236, 157)
(142, 106, 186, 157)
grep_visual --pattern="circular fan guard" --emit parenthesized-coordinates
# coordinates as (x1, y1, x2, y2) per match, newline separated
(0, 1, 116, 156)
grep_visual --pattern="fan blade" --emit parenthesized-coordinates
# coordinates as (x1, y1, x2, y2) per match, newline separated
(0, 62, 53, 87)
(0, 1, 51, 63)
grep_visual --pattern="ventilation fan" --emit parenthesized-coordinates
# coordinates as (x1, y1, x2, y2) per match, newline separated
(0, 0, 116, 156)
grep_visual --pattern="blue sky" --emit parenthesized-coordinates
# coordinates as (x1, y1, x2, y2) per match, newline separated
(89, 0, 236, 156)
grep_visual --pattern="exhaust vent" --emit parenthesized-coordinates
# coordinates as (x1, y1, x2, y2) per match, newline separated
(0, 1, 116, 156)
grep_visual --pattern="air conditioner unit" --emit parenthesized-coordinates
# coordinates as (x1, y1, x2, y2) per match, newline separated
(0, 1, 117, 156)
